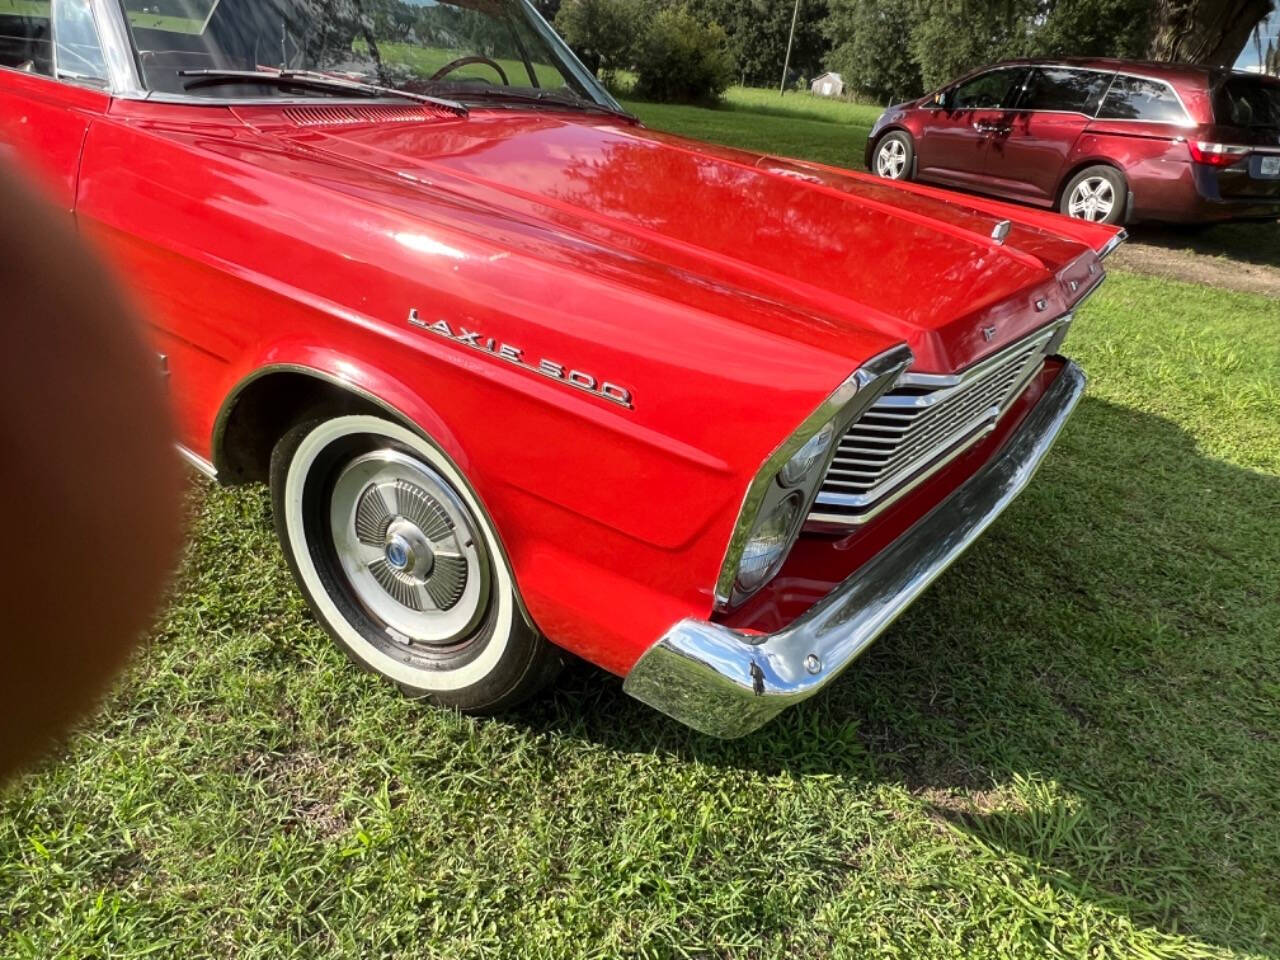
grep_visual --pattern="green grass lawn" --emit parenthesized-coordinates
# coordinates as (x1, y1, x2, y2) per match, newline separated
(621, 89, 881, 169)
(3, 97, 1280, 959)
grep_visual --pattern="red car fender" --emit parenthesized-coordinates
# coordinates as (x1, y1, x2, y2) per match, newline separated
(212, 343, 472, 477)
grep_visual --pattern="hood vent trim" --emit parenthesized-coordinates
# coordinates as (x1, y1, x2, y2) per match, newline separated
(282, 104, 456, 127)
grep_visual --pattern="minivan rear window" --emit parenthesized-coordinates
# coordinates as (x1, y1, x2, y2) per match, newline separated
(1214, 76, 1280, 129)
(1097, 75, 1187, 124)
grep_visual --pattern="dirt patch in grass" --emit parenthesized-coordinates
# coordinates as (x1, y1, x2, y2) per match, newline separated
(1113, 230, 1280, 298)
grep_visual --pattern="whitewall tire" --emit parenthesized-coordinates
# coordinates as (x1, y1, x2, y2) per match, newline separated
(269, 413, 559, 711)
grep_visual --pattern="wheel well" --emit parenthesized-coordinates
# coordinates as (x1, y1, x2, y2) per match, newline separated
(1056, 160, 1126, 208)
(214, 371, 386, 484)
(872, 126, 912, 151)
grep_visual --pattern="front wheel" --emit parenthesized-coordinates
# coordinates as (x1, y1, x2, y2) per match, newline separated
(1060, 165, 1127, 225)
(270, 413, 559, 712)
(872, 132, 914, 181)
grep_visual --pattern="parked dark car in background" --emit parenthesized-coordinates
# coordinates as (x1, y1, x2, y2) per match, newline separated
(866, 59, 1280, 226)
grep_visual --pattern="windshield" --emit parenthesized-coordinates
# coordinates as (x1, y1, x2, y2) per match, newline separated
(1213, 75, 1280, 130)
(119, 0, 618, 109)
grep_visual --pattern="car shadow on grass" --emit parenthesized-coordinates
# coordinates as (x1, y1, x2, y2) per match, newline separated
(513, 395, 1280, 955)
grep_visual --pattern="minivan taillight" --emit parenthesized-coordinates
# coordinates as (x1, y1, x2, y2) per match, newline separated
(1187, 141, 1251, 167)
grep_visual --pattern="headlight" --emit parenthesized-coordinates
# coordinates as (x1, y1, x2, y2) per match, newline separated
(778, 421, 835, 486)
(736, 491, 804, 592)
(713, 345, 915, 611)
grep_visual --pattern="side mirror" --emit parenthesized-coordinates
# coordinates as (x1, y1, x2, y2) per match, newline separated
(932, 91, 949, 109)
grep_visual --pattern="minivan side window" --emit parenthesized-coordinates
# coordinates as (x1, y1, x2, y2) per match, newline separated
(949, 68, 1027, 110)
(0, 1, 53, 77)
(1097, 75, 1187, 123)
(1017, 68, 1111, 115)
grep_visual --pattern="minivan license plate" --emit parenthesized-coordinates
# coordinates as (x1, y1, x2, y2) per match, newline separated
(1262, 156, 1280, 176)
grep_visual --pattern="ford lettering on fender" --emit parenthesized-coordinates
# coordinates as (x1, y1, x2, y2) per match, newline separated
(1, 0, 1123, 736)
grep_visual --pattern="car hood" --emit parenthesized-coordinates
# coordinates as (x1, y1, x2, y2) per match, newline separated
(242, 107, 1116, 373)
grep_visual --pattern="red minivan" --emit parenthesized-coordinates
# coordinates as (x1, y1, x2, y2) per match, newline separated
(866, 59, 1280, 225)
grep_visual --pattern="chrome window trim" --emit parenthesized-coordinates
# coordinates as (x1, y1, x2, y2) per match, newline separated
(808, 316, 1074, 529)
(92, 0, 144, 95)
(713, 344, 913, 611)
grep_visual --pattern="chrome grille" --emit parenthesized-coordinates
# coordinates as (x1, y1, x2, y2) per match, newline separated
(811, 322, 1066, 526)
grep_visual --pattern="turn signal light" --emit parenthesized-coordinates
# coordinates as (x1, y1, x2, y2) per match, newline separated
(1187, 141, 1250, 167)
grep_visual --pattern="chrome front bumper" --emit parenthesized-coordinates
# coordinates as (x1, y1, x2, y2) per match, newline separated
(623, 360, 1087, 738)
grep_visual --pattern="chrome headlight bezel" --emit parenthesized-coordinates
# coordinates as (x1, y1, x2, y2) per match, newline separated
(714, 344, 913, 611)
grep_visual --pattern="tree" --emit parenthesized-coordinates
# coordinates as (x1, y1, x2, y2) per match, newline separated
(686, 0, 829, 87)
(1031, 0, 1154, 61)
(823, 0, 921, 102)
(554, 0, 643, 80)
(1148, 0, 1276, 67)
(633, 5, 736, 101)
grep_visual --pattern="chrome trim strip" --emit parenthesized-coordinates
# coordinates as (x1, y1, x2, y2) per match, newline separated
(94, 0, 145, 95)
(1098, 229, 1128, 260)
(176, 444, 217, 479)
(623, 360, 1087, 738)
(713, 345, 913, 611)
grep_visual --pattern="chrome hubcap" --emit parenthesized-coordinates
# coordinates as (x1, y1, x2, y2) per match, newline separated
(329, 450, 489, 645)
(1068, 177, 1115, 222)
(876, 139, 907, 178)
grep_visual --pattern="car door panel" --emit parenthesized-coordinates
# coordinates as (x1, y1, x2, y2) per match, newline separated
(914, 67, 1028, 188)
(76, 109, 253, 453)
(0, 69, 106, 212)
(985, 111, 1092, 203)
(982, 67, 1113, 204)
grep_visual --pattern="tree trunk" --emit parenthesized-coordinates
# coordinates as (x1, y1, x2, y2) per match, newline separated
(1148, 0, 1275, 67)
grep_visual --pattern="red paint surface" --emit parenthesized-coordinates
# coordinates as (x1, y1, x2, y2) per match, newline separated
(1, 74, 1114, 675)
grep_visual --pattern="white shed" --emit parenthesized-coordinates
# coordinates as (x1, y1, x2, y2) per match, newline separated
(811, 72, 843, 97)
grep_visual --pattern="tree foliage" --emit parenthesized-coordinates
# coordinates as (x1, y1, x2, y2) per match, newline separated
(820, 0, 1256, 103)
(686, 0, 829, 87)
(633, 5, 737, 101)
(823, 0, 920, 102)
(553, 0, 643, 79)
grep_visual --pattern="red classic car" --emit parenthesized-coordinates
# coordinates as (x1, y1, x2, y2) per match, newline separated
(1, 0, 1122, 737)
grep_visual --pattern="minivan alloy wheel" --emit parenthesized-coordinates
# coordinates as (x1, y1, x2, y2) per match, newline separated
(875, 138, 908, 179)
(1067, 176, 1116, 222)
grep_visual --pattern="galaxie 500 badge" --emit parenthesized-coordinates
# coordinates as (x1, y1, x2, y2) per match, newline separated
(408, 310, 633, 409)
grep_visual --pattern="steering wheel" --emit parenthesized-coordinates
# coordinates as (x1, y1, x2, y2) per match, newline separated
(429, 55, 509, 87)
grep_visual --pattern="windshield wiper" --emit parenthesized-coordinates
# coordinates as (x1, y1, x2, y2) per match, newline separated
(178, 69, 468, 116)
(450, 88, 636, 123)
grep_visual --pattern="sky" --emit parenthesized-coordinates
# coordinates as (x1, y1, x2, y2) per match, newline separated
(1236, 9, 1279, 70)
